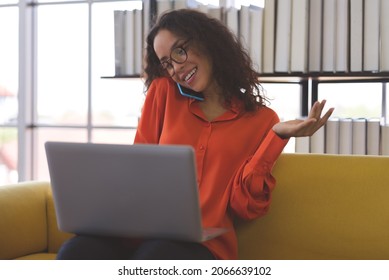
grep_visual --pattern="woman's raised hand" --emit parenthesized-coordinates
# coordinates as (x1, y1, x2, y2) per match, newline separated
(272, 100, 334, 139)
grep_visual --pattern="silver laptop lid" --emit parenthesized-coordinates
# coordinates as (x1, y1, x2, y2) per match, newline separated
(45, 142, 204, 242)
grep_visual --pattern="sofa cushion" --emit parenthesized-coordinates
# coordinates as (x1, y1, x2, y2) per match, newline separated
(0, 182, 49, 259)
(237, 154, 389, 259)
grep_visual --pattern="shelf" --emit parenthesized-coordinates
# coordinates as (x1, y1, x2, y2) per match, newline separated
(102, 72, 389, 82)
(258, 72, 389, 83)
(101, 74, 142, 79)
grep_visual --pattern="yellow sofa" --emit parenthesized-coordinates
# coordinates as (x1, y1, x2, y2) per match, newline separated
(1, 153, 389, 260)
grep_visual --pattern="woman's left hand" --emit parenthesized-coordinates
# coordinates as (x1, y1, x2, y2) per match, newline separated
(272, 100, 334, 139)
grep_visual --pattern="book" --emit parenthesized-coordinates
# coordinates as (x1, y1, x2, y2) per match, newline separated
(239, 5, 251, 52)
(335, 0, 348, 72)
(295, 136, 310, 153)
(339, 118, 353, 154)
(114, 10, 125, 76)
(322, 0, 336, 72)
(290, 0, 308, 73)
(157, 0, 172, 17)
(249, 5, 264, 73)
(325, 117, 339, 154)
(274, 0, 292, 73)
(225, 7, 239, 38)
(363, 0, 380, 72)
(367, 118, 381, 155)
(381, 0, 389, 71)
(308, 0, 322, 72)
(352, 118, 366, 155)
(239, 6, 250, 52)
(143, 0, 151, 48)
(124, 10, 135, 75)
(134, 9, 143, 75)
(349, 0, 363, 72)
(173, 0, 188, 9)
(207, 5, 223, 21)
(262, 0, 276, 73)
(381, 125, 389, 155)
(310, 126, 325, 154)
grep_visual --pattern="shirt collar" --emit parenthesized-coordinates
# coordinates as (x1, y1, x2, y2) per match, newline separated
(188, 96, 244, 122)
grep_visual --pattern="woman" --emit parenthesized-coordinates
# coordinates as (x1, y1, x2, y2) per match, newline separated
(57, 9, 333, 260)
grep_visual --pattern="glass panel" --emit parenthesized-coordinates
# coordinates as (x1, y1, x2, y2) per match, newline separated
(262, 83, 301, 121)
(0, 7, 18, 125)
(0, 127, 18, 185)
(261, 83, 301, 153)
(318, 83, 382, 118)
(35, 128, 87, 181)
(0, 1, 18, 4)
(91, 78, 145, 127)
(92, 128, 138, 144)
(91, 1, 144, 127)
(36, 4, 88, 125)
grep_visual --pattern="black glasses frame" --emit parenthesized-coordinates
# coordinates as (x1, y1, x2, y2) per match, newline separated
(160, 40, 190, 76)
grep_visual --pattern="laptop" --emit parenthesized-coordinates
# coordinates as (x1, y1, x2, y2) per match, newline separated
(45, 142, 228, 242)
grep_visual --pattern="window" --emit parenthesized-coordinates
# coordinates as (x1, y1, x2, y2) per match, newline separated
(1, 0, 388, 184)
(31, 0, 143, 180)
(0, 5, 18, 184)
(318, 82, 382, 119)
(91, 2, 144, 128)
(262, 83, 301, 153)
(36, 3, 89, 126)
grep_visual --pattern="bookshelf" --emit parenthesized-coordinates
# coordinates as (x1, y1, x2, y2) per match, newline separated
(109, 0, 389, 113)
(106, 0, 389, 155)
(110, 1, 389, 74)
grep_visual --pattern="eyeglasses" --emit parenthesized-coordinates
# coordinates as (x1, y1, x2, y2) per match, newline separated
(160, 41, 190, 77)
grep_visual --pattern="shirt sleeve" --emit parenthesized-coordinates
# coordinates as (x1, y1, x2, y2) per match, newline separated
(229, 129, 289, 220)
(134, 79, 167, 144)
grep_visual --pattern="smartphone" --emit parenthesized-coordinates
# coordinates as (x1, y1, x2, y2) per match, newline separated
(177, 83, 204, 101)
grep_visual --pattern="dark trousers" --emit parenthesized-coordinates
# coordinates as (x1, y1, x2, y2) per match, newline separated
(56, 235, 215, 260)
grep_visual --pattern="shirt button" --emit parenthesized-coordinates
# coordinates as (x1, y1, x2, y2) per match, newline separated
(199, 145, 205, 150)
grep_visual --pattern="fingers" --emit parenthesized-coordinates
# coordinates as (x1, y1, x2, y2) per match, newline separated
(318, 107, 335, 126)
(275, 101, 335, 138)
(301, 101, 335, 136)
(310, 100, 334, 122)
(309, 100, 328, 121)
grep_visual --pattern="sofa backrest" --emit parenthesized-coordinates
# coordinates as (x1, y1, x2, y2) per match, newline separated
(237, 153, 389, 259)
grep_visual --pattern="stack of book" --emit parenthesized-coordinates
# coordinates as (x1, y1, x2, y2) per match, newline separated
(194, 0, 389, 74)
(115, 0, 389, 76)
(296, 117, 389, 155)
(114, 9, 143, 76)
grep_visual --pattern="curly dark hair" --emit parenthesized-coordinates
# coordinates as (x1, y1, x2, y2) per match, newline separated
(143, 9, 267, 111)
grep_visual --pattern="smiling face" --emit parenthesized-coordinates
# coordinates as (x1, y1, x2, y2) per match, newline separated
(153, 29, 218, 97)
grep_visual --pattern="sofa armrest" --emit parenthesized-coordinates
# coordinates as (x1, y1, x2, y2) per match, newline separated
(46, 188, 74, 253)
(0, 181, 50, 259)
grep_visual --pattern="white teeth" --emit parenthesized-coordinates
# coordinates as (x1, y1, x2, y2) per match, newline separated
(185, 68, 197, 81)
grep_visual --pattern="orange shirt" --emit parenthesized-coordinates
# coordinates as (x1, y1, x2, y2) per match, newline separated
(134, 77, 288, 259)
